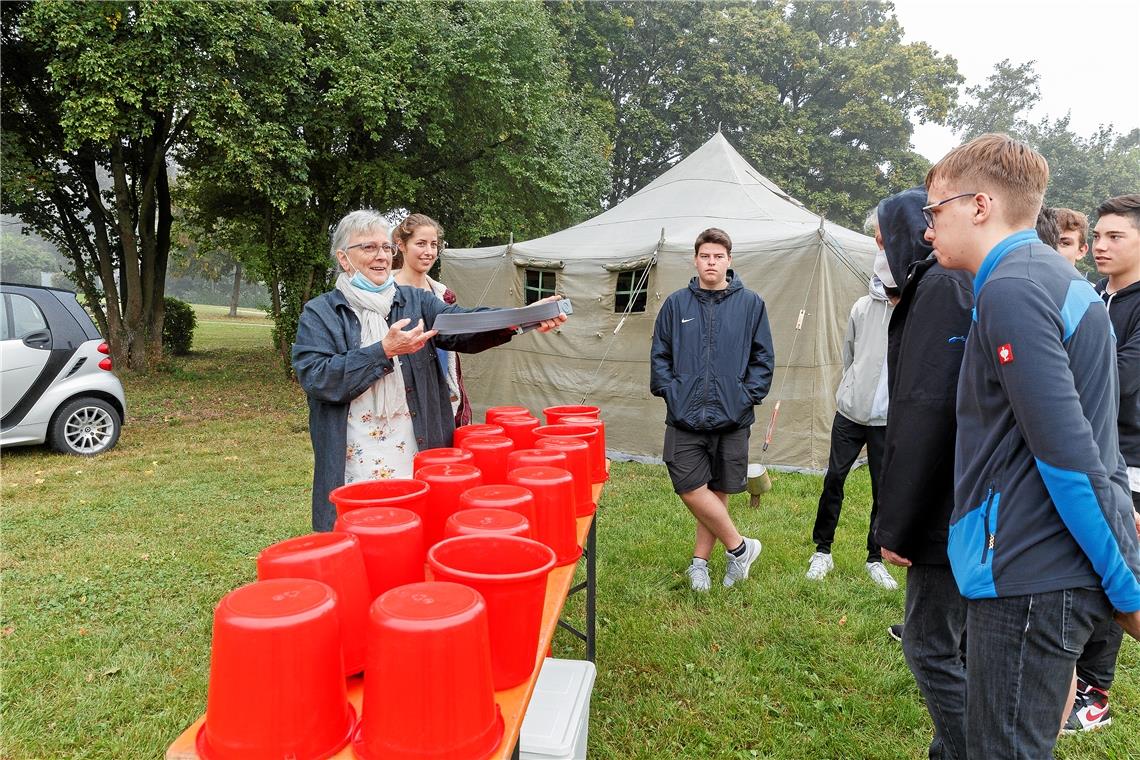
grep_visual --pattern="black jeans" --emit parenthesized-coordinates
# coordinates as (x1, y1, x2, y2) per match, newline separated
(1075, 614, 1124, 690)
(966, 588, 1114, 759)
(811, 411, 885, 562)
(903, 564, 968, 760)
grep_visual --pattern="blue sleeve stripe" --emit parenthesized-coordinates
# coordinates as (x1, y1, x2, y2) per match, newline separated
(1036, 458, 1140, 612)
(1060, 280, 1105, 342)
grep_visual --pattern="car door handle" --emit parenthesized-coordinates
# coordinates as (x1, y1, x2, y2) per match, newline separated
(21, 330, 51, 349)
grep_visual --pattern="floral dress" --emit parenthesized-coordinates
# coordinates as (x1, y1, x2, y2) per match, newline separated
(344, 390, 417, 482)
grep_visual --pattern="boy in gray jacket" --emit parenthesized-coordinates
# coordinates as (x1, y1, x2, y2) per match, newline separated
(806, 209, 898, 590)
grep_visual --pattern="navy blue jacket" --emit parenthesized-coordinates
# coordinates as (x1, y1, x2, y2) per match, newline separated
(952, 230, 1140, 612)
(292, 287, 512, 531)
(650, 273, 774, 432)
(1095, 278, 1140, 473)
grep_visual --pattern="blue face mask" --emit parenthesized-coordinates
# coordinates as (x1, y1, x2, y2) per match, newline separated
(350, 269, 395, 293)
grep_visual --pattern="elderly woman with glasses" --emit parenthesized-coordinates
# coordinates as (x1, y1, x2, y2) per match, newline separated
(293, 209, 566, 531)
(393, 213, 473, 427)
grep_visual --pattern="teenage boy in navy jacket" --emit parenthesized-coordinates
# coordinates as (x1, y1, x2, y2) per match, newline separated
(650, 227, 774, 592)
(926, 134, 1140, 758)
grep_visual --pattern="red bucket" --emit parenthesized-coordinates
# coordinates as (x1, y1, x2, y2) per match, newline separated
(414, 447, 474, 471)
(508, 448, 568, 473)
(413, 463, 483, 549)
(560, 415, 608, 483)
(459, 483, 538, 530)
(485, 405, 531, 425)
(453, 423, 505, 449)
(543, 404, 600, 425)
(334, 507, 425, 599)
(354, 582, 503, 760)
(445, 507, 531, 539)
(328, 478, 430, 520)
(428, 536, 556, 689)
(497, 415, 540, 450)
(506, 466, 580, 567)
(256, 532, 371, 675)
(460, 435, 514, 485)
(533, 423, 605, 484)
(535, 436, 595, 517)
(197, 578, 355, 760)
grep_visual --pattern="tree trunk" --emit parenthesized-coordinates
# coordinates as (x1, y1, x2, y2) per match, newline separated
(228, 261, 242, 317)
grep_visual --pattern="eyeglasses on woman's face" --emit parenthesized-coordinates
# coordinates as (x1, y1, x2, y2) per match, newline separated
(345, 241, 397, 257)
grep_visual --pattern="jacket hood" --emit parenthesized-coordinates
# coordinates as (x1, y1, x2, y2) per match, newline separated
(868, 275, 890, 302)
(878, 187, 933, 286)
(1095, 277, 1140, 301)
(689, 270, 744, 298)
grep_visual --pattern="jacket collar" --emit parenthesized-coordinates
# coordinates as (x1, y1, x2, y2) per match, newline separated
(973, 229, 1040, 298)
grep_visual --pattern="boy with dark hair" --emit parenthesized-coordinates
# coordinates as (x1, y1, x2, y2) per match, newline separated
(650, 227, 775, 591)
(1055, 207, 1090, 265)
(1065, 193, 1140, 732)
(1035, 205, 1060, 249)
(926, 134, 1140, 757)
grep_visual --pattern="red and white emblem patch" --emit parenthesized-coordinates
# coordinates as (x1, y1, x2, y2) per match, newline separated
(997, 343, 1014, 365)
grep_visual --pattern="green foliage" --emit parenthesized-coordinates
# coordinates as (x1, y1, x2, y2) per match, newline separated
(161, 296, 196, 356)
(947, 58, 1041, 140)
(548, 0, 963, 228)
(0, 232, 57, 284)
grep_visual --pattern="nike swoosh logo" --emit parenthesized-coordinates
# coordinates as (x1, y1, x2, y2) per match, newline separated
(1085, 705, 1109, 722)
(682, 318, 695, 323)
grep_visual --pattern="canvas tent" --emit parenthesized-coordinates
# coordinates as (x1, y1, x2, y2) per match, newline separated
(440, 133, 879, 471)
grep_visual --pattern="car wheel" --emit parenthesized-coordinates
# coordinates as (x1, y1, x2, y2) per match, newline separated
(49, 397, 122, 456)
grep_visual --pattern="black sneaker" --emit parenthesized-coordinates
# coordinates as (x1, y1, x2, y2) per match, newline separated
(887, 623, 904, 643)
(1062, 680, 1111, 734)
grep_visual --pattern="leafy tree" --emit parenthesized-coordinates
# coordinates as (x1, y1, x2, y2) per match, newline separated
(548, 1, 962, 227)
(947, 58, 1040, 140)
(178, 0, 610, 368)
(0, 232, 57, 284)
(0, 1, 309, 369)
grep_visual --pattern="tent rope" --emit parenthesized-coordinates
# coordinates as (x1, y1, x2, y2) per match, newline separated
(759, 218, 825, 462)
(472, 233, 513, 308)
(578, 228, 665, 405)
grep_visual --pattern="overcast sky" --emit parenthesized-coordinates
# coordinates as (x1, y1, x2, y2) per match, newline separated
(890, 0, 1140, 162)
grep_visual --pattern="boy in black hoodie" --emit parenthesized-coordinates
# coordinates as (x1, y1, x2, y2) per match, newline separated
(1064, 193, 1140, 733)
(874, 187, 974, 760)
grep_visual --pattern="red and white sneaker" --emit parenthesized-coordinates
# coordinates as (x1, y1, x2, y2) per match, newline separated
(1061, 678, 1111, 734)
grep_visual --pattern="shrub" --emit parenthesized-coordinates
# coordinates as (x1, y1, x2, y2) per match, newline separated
(163, 296, 197, 356)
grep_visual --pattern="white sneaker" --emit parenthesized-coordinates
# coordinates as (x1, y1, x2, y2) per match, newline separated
(866, 561, 899, 590)
(805, 551, 834, 580)
(723, 537, 762, 587)
(686, 559, 711, 592)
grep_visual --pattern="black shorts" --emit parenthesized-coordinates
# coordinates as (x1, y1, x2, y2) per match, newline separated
(663, 425, 750, 495)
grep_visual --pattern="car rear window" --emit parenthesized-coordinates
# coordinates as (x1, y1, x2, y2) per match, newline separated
(50, 290, 101, 340)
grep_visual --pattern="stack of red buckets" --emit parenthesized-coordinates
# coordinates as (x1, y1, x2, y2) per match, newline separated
(194, 404, 604, 760)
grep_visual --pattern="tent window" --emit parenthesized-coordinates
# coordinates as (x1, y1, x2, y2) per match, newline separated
(614, 268, 649, 314)
(524, 268, 557, 304)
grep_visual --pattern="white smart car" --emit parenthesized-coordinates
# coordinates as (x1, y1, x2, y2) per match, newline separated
(1, 283, 125, 455)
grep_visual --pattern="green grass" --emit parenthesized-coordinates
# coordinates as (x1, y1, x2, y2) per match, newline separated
(2, 307, 1137, 759)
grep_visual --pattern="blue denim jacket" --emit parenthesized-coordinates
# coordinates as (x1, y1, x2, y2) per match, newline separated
(292, 286, 512, 531)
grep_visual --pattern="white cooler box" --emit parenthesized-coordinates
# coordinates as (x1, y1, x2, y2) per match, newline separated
(520, 657, 597, 760)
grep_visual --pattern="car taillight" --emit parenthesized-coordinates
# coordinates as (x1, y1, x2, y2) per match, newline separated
(97, 342, 110, 354)
(98, 358, 113, 371)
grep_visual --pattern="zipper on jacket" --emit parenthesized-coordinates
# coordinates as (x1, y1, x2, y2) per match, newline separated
(979, 484, 995, 565)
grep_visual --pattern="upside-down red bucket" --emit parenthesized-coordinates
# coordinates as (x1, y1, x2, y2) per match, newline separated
(535, 436, 595, 517)
(453, 423, 505, 449)
(445, 507, 531, 539)
(256, 532, 371, 676)
(413, 447, 474, 471)
(533, 423, 605, 484)
(484, 405, 531, 425)
(507, 466, 580, 566)
(459, 483, 538, 534)
(428, 536, 556, 689)
(460, 435, 514, 485)
(507, 447, 568, 473)
(413, 463, 484, 549)
(333, 507, 425, 599)
(328, 478, 430, 521)
(560, 414, 609, 483)
(542, 404, 600, 425)
(497, 414, 540, 450)
(353, 582, 503, 760)
(197, 578, 356, 760)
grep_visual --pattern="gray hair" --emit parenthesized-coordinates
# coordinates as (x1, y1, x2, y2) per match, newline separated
(330, 209, 389, 258)
(863, 207, 880, 236)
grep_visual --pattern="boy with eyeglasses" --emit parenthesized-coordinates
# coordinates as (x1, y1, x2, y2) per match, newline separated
(924, 134, 1140, 757)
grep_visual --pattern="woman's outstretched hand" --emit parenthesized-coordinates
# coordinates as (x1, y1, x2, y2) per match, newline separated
(381, 318, 438, 357)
